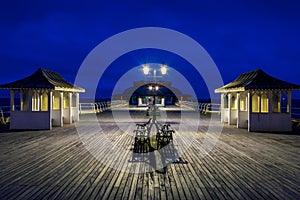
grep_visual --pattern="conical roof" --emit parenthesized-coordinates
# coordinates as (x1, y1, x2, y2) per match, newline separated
(0, 68, 85, 92)
(215, 69, 300, 93)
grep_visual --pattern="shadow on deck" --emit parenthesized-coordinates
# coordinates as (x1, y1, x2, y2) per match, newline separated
(0, 106, 299, 199)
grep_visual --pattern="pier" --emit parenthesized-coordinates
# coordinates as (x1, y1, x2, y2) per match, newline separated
(0, 105, 300, 199)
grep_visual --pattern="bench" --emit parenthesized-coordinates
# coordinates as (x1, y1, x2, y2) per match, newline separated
(135, 118, 152, 130)
(156, 123, 174, 142)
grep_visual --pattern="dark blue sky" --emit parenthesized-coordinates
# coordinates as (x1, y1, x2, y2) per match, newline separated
(0, 0, 300, 99)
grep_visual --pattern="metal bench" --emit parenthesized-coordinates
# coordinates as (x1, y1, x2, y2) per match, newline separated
(135, 118, 152, 130)
(156, 123, 174, 142)
(133, 129, 150, 143)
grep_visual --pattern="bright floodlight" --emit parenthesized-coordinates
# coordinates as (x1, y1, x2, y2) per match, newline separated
(148, 85, 153, 90)
(160, 64, 167, 75)
(155, 86, 159, 91)
(143, 64, 150, 75)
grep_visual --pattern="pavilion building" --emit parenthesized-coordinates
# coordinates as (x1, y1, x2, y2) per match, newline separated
(113, 81, 192, 107)
(0, 68, 85, 130)
(215, 69, 300, 132)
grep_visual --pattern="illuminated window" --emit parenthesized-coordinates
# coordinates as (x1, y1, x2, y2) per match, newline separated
(261, 93, 269, 113)
(240, 94, 248, 111)
(63, 93, 69, 109)
(41, 92, 48, 111)
(32, 91, 40, 111)
(252, 93, 260, 113)
(272, 93, 280, 113)
(281, 92, 288, 113)
(231, 95, 237, 109)
(53, 92, 60, 110)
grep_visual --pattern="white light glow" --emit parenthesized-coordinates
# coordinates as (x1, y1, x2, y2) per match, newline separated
(160, 64, 167, 75)
(155, 86, 159, 91)
(143, 64, 150, 75)
(148, 86, 153, 90)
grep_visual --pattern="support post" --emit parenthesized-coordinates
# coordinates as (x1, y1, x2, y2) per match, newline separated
(76, 93, 80, 122)
(247, 92, 251, 132)
(220, 93, 224, 123)
(60, 92, 64, 127)
(69, 92, 72, 123)
(237, 93, 240, 128)
(288, 90, 292, 116)
(228, 93, 232, 125)
(49, 91, 53, 129)
(10, 90, 15, 111)
(20, 91, 23, 111)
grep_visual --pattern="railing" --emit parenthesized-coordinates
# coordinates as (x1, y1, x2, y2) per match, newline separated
(1, 101, 300, 120)
(179, 101, 221, 114)
(180, 101, 300, 120)
(79, 100, 129, 114)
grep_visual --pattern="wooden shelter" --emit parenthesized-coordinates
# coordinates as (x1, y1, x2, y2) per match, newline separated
(0, 68, 85, 130)
(215, 69, 300, 132)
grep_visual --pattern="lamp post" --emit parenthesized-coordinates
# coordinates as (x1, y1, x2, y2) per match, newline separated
(142, 64, 168, 130)
(142, 63, 168, 106)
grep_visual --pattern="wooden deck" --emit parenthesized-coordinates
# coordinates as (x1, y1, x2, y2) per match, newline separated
(0, 106, 300, 199)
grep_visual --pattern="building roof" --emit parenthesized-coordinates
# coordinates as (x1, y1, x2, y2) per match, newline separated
(0, 68, 85, 92)
(215, 69, 300, 93)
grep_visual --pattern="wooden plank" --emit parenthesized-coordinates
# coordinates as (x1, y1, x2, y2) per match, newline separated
(0, 108, 300, 199)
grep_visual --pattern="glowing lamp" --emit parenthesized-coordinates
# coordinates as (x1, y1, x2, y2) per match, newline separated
(143, 64, 150, 75)
(160, 64, 167, 75)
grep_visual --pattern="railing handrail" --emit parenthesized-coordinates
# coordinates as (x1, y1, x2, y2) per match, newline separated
(79, 100, 128, 114)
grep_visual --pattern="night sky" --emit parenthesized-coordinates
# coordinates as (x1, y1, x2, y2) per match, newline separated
(0, 0, 300, 99)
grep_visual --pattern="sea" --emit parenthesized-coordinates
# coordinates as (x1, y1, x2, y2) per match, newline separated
(1, 98, 300, 119)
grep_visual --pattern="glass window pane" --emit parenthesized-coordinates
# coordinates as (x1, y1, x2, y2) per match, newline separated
(272, 93, 280, 113)
(231, 95, 236, 109)
(261, 93, 269, 113)
(252, 94, 260, 113)
(41, 92, 48, 111)
(63, 93, 69, 109)
(22, 92, 29, 111)
(281, 93, 288, 113)
(53, 92, 60, 110)
(224, 94, 228, 108)
(240, 94, 248, 111)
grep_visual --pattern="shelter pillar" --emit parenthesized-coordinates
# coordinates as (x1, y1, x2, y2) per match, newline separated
(76, 92, 80, 122)
(10, 90, 15, 111)
(247, 92, 251, 132)
(59, 92, 63, 127)
(220, 93, 224, 123)
(288, 91, 292, 117)
(237, 93, 240, 128)
(49, 91, 53, 129)
(228, 93, 232, 125)
(20, 91, 23, 111)
(37, 90, 40, 111)
(68, 92, 72, 124)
